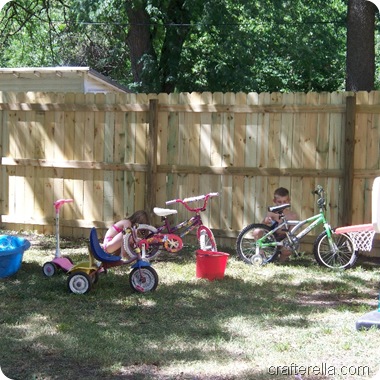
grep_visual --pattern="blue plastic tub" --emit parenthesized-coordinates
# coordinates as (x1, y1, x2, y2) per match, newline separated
(0, 235, 31, 278)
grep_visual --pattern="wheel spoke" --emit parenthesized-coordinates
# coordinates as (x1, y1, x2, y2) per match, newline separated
(129, 267, 158, 292)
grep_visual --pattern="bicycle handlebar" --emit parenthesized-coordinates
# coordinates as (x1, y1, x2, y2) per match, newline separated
(313, 186, 326, 210)
(54, 198, 74, 213)
(313, 185, 324, 195)
(166, 192, 219, 205)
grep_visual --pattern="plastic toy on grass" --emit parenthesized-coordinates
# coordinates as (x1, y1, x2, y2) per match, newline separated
(42, 199, 74, 277)
(66, 227, 158, 294)
(0, 235, 31, 278)
(195, 249, 229, 281)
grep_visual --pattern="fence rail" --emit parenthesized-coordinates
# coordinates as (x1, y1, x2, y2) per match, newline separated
(0, 91, 379, 253)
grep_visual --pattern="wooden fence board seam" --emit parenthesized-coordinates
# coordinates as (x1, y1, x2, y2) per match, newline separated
(1, 158, 348, 178)
(0, 103, 149, 112)
(1, 157, 148, 171)
(0, 103, 348, 113)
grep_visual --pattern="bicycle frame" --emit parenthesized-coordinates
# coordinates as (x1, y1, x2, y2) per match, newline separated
(155, 192, 218, 237)
(156, 213, 203, 238)
(257, 196, 333, 253)
(236, 185, 356, 269)
(284, 213, 332, 244)
(123, 193, 219, 259)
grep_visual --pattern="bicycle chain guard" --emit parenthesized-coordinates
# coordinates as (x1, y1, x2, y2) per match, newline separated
(142, 234, 183, 253)
(163, 234, 183, 253)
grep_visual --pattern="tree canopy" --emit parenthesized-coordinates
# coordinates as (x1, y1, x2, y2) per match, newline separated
(0, 0, 377, 93)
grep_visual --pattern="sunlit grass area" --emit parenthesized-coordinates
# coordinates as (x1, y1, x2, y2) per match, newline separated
(1, 230, 380, 379)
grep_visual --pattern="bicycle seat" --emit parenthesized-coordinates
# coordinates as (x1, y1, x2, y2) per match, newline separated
(268, 204, 290, 214)
(153, 207, 178, 217)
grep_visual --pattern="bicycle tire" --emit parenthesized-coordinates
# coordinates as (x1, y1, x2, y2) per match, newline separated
(197, 225, 217, 251)
(124, 224, 160, 260)
(313, 230, 358, 269)
(236, 224, 279, 265)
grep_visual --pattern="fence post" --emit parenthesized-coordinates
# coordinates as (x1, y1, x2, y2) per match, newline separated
(146, 99, 158, 219)
(342, 95, 356, 226)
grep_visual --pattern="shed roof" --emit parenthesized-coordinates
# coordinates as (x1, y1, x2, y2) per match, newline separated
(0, 67, 131, 93)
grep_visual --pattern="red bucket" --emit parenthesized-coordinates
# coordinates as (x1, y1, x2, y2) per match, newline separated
(196, 250, 229, 281)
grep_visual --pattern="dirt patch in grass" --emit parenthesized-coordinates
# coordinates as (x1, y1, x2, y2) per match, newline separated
(295, 291, 374, 308)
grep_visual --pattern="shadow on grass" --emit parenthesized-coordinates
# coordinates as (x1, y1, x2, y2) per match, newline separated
(1, 240, 380, 379)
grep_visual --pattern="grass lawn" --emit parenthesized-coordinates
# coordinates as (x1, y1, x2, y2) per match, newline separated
(1, 230, 380, 379)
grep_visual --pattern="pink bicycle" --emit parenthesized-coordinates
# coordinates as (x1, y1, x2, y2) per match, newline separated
(123, 192, 219, 260)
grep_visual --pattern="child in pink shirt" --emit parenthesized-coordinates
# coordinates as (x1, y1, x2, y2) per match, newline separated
(103, 210, 149, 255)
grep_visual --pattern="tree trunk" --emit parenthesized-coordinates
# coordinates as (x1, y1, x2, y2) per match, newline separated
(125, 0, 190, 93)
(126, 4, 156, 84)
(346, 0, 375, 91)
(158, 0, 191, 93)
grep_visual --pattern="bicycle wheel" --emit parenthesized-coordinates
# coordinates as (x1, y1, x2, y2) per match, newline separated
(313, 230, 357, 269)
(124, 224, 160, 260)
(197, 225, 217, 251)
(236, 224, 278, 265)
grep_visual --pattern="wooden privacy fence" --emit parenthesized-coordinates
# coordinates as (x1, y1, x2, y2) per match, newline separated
(0, 91, 380, 250)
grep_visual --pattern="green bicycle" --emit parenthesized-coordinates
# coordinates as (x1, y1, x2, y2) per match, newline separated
(236, 186, 357, 269)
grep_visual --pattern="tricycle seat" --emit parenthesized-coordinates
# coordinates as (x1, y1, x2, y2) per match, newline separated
(89, 228, 121, 263)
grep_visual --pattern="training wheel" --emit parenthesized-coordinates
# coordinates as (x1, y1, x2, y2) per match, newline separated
(251, 254, 264, 266)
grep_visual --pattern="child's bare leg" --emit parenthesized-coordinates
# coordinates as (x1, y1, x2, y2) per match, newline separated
(279, 248, 292, 262)
(104, 233, 123, 255)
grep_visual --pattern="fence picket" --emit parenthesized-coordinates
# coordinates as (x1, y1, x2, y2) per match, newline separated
(0, 91, 378, 252)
